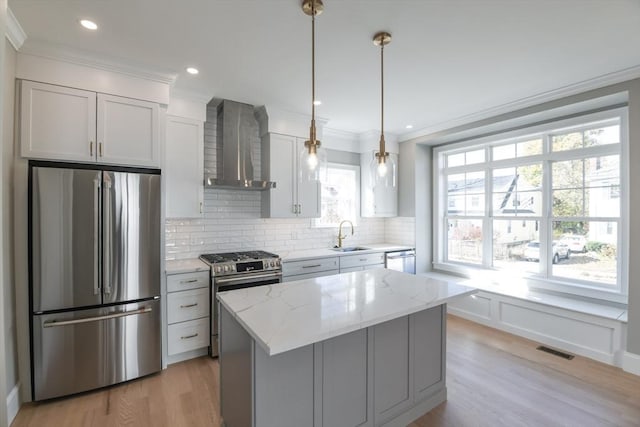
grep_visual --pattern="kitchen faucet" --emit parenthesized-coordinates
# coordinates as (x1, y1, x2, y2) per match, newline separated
(337, 220, 354, 248)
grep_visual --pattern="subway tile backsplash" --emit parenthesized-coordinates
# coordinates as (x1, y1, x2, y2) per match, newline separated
(165, 104, 416, 260)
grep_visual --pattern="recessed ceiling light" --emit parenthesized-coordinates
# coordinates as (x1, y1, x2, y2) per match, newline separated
(186, 67, 199, 75)
(80, 19, 98, 30)
(313, 100, 322, 106)
(405, 124, 414, 129)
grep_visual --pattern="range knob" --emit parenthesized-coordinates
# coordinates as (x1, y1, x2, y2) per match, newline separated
(276, 260, 281, 266)
(269, 261, 275, 267)
(215, 266, 221, 273)
(231, 265, 236, 271)
(223, 265, 230, 273)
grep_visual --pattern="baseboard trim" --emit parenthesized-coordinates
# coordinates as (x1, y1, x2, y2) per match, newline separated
(7, 382, 20, 426)
(622, 351, 640, 376)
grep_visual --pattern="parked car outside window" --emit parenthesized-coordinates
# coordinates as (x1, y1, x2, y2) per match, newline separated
(560, 234, 587, 253)
(524, 240, 570, 264)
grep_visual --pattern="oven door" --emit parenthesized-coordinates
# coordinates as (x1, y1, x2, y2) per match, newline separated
(211, 271, 282, 357)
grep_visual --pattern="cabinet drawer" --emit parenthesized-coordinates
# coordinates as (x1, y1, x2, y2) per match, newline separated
(167, 318, 209, 356)
(167, 271, 209, 292)
(282, 257, 339, 276)
(167, 288, 210, 324)
(283, 269, 340, 282)
(340, 252, 385, 269)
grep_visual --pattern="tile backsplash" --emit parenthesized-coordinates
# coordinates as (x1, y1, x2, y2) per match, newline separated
(165, 103, 416, 260)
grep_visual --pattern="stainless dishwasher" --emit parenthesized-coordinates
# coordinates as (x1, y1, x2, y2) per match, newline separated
(385, 249, 416, 274)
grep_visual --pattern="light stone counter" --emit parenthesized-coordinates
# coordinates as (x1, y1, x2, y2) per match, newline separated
(217, 267, 475, 356)
(279, 242, 414, 263)
(165, 258, 209, 275)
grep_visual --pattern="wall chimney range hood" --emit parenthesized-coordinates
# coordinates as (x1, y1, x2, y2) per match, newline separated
(205, 100, 276, 190)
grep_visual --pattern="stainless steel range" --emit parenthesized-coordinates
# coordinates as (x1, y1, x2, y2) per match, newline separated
(200, 250, 282, 357)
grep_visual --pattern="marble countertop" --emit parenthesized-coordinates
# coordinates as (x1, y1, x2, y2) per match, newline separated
(217, 268, 476, 356)
(165, 258, 210, 275)
(280, 243, 415, 263)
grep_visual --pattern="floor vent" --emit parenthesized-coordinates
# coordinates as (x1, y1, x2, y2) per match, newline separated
(537, 345, 575, 360)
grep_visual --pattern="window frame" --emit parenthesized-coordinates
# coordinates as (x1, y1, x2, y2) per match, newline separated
(312, 162, 361, 228)
(433, 108, 629, 303)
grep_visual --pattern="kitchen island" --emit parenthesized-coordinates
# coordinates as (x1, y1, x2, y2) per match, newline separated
(217, 268, 476, 427)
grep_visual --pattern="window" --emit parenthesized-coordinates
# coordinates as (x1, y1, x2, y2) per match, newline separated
(434, 109, 627, 299)
(314, 163, 360, 227)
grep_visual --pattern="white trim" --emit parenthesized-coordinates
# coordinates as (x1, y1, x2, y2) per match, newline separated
(401, 66, 640, 143)
(5, 7, 26, 50)
(19, 39, 177, 85)
(6, 382, 20, 426)
(622, 351, 640, 376)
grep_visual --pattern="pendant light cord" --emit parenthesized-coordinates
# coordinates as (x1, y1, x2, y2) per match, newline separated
(310, 1, 316, 140)
(379, 40, 386, 157)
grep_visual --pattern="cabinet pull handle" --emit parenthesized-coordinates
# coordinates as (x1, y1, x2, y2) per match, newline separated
(180, 279, 198, 284)
(89, 141, 94, 156)
(360, 258, 367, 262)
(99, 142, 103, 157)
(298, 204, 302, 214)
(180, 333, 198, 340)
(302, 264, 321, 269)
(200, 202, 203, 214)
(180, 303, 198, 308)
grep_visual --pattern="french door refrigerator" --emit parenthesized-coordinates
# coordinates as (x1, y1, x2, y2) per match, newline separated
(29, 161, 161, 401)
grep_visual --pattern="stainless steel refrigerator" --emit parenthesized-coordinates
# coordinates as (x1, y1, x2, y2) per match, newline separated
(29, 161, 162, 401)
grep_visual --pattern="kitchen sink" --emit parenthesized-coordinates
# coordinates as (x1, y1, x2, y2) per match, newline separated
(331, 246, 370, 252)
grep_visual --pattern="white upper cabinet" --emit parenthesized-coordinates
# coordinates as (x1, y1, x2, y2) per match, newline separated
(20, 80, 160, 168)
(97, 93, 159, 167)
(165, 115, 204, 218)
(20, 81, 97, 162)
(261, 133, 320, 218)
(361, 151, 398, 217)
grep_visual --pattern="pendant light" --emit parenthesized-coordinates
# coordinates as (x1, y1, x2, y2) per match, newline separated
(371, 31, 397, 189)
(300, 0, 327, 182)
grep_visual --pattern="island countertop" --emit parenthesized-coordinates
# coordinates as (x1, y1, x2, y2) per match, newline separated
(217, 268, 476, 356)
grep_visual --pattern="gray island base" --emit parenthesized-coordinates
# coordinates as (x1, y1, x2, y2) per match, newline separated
(217, 269, 476, 427)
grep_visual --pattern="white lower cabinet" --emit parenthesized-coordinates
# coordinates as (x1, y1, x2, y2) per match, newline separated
(339, 252, 385, 272)
(283, 257, 339, 282)
(165, 270, 210, 362)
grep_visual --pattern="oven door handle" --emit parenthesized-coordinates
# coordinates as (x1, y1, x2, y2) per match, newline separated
(215, 272, 282, 285)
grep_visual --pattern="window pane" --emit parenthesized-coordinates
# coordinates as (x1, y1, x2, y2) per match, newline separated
(448, 153, 464, 167)
(447, 173, 464, 192)
(585, 155, 619, 186)
(493, 220, 539, 274)
(447, 195, 464, 215)
(447, 219, 482, 264)
(317, 165, 358, 227)
(552, 189, 584, 217)
(552, 160, 583, 189)
(552, 131, 583, 151)
(585, 187, 619, 217)
(465, 171, 485, 194)
(492, 144, 515, 161)
(466, 149, 485, 165)
(552, 221, 617, 286)
(584, 125, 620, 147)
(517, 139, 543, 157)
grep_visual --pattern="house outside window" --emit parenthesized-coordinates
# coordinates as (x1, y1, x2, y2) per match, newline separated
(434, 109, 627, 300)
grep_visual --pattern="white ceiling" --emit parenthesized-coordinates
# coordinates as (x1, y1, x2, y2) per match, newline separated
(8, 0, 640, 139)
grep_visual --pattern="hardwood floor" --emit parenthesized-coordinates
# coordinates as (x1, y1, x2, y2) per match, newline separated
(13, 315, 640, 427)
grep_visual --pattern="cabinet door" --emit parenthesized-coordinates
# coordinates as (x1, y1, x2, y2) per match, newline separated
(20, 81, 96, 162)
(97, 94, 160, 167)
(165, 116, 204, 218)
(296, 138, 321, 218)
(264, 134, 297, 218)
(413, 306, 444, 401)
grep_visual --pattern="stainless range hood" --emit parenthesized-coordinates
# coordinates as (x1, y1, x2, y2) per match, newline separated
(205, 100, 275, 190)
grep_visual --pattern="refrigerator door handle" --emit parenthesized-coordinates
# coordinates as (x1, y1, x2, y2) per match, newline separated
(103, 179, 112, 295)
(93, 178, 101, 295)
(43, 306, 153, 328)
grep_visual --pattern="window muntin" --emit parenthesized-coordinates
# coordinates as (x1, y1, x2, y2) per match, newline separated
(436, 111, 625, 296)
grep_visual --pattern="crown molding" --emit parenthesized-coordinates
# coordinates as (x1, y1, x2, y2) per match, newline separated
(400, 65, 640, 143)
(6, 7, 27, 50)
(323, 127, 358, 140)
(170, 87, 212, 104)
(18, 39, 177, 85)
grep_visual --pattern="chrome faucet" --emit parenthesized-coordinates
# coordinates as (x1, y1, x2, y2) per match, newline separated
(337, 220, 354, 248)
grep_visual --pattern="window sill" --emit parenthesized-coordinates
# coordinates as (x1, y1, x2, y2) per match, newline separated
(423, 269, 627, 322)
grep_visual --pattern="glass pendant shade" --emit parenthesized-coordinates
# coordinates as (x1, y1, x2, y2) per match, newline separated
(300, 141, 327, 182)
(370, 151, 397, 188)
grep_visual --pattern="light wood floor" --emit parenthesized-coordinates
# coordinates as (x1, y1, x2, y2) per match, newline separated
(12, 315, 640, 427)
